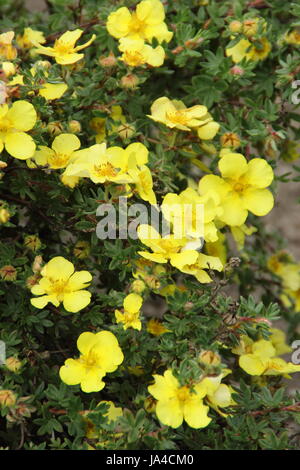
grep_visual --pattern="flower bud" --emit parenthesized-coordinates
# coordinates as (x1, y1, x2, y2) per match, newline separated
(0, 160, 7, 169)
(0, 390, 16, 407)
(26, 274, 40, 289)
(0, 208, 10, 224)
(242, 19, 258, 37)
(144, 396, 156, 414)
(24, 235, 41, 252)
(99, 52, 117, 67)
(47, 121, 63, 136)
(5, 357, 22, 372)
(199, 350, 221, 366)
(117, 123, 135, 140)
(220, 132, 241, 149)
(120, 74, 139, 89)
(131, 279, 146, 294)
(229, 21, 242, 34)
(68, 120, 81, 134)
(73, 241, 90, 259)
(0, 265, 17, 281)
(32, 255, 43, 273)
(230, 65, 244, 76)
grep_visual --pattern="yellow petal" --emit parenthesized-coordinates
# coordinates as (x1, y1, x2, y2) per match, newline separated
(67, 271, 92, 290)
(59, 358, 85, 385)
(41, 256, 74, 280)
(244, 158, 274, 188)
(77, 332, 97, 355)
(80, 368, 106, 393)
(183, 396, 211, 429)
(62, 290, 91, 313)
(156, 399, 183, 428)
(6, 100, 37, 131)
(218, 153, 248, 180)
(52, 133, 81, 155)
(197, 121, 220, 140)
(242, 188, 274, 216)
(39, 82, 68, 100)
(239, 354, 266, 375)
(124, 293, 143, 313)
(148, 370, 178, 401)
(4, 132, 36, 159)
(57, 29, 83, 47)
(220, 193, 248, 226)
(106, 7, 132, 39)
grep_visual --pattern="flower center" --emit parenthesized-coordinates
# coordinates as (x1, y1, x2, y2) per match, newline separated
(177, 386, 191, 402)
(48, 152, 71, 169)
(54, 40, 74, 54)
(123, 50, 144, 67)
(166, 110, 188, 126)
(0, 117, 12, 133)
(129, 13, 146, 35)
(47, 279, 70, 299)
(93, 162, 118, 179)
(80, 350, 100, 369)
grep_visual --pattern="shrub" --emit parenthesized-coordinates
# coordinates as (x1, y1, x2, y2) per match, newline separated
(1, 0, 300, 451)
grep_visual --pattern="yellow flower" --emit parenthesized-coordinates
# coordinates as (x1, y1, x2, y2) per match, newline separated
(115, 293, 143, 331)
(170, 250, 223, 283)
(195, 373, 233, 415)
(0, 31, 17, 60)
(148, 96, 210, 132)
(33, 134, 81, 169)
(284, 28, 300, 45)
(137, 224, 187, 264)
(232, 336, 300, 377)
(0, 100, 37, 159)
(106, 0, 173, 44)
(226, 37, 271, 63)
(63, 143, 132, 184)
(148, 369, 211, 429)
(59, 331, 124, 392)
(147, 318, 170, 335)
(30, 256, 92, 313)
(84, 401, 123, 438)
(34, 29, 96, 65)
(198, 152, 274, 226)
(118, 37, 165, 67)
(161, 187, 223, 242)
(16, 27, 46, 49)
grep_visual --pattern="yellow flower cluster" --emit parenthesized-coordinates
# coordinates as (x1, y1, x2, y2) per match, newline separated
(148, 96, 220, 140)
(106, 0, 173, 67)
(226, 17, 271, 63)
(137, 150, 274, 282)
(148, 368, 233, 429)
(232, 329, 300, 377)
